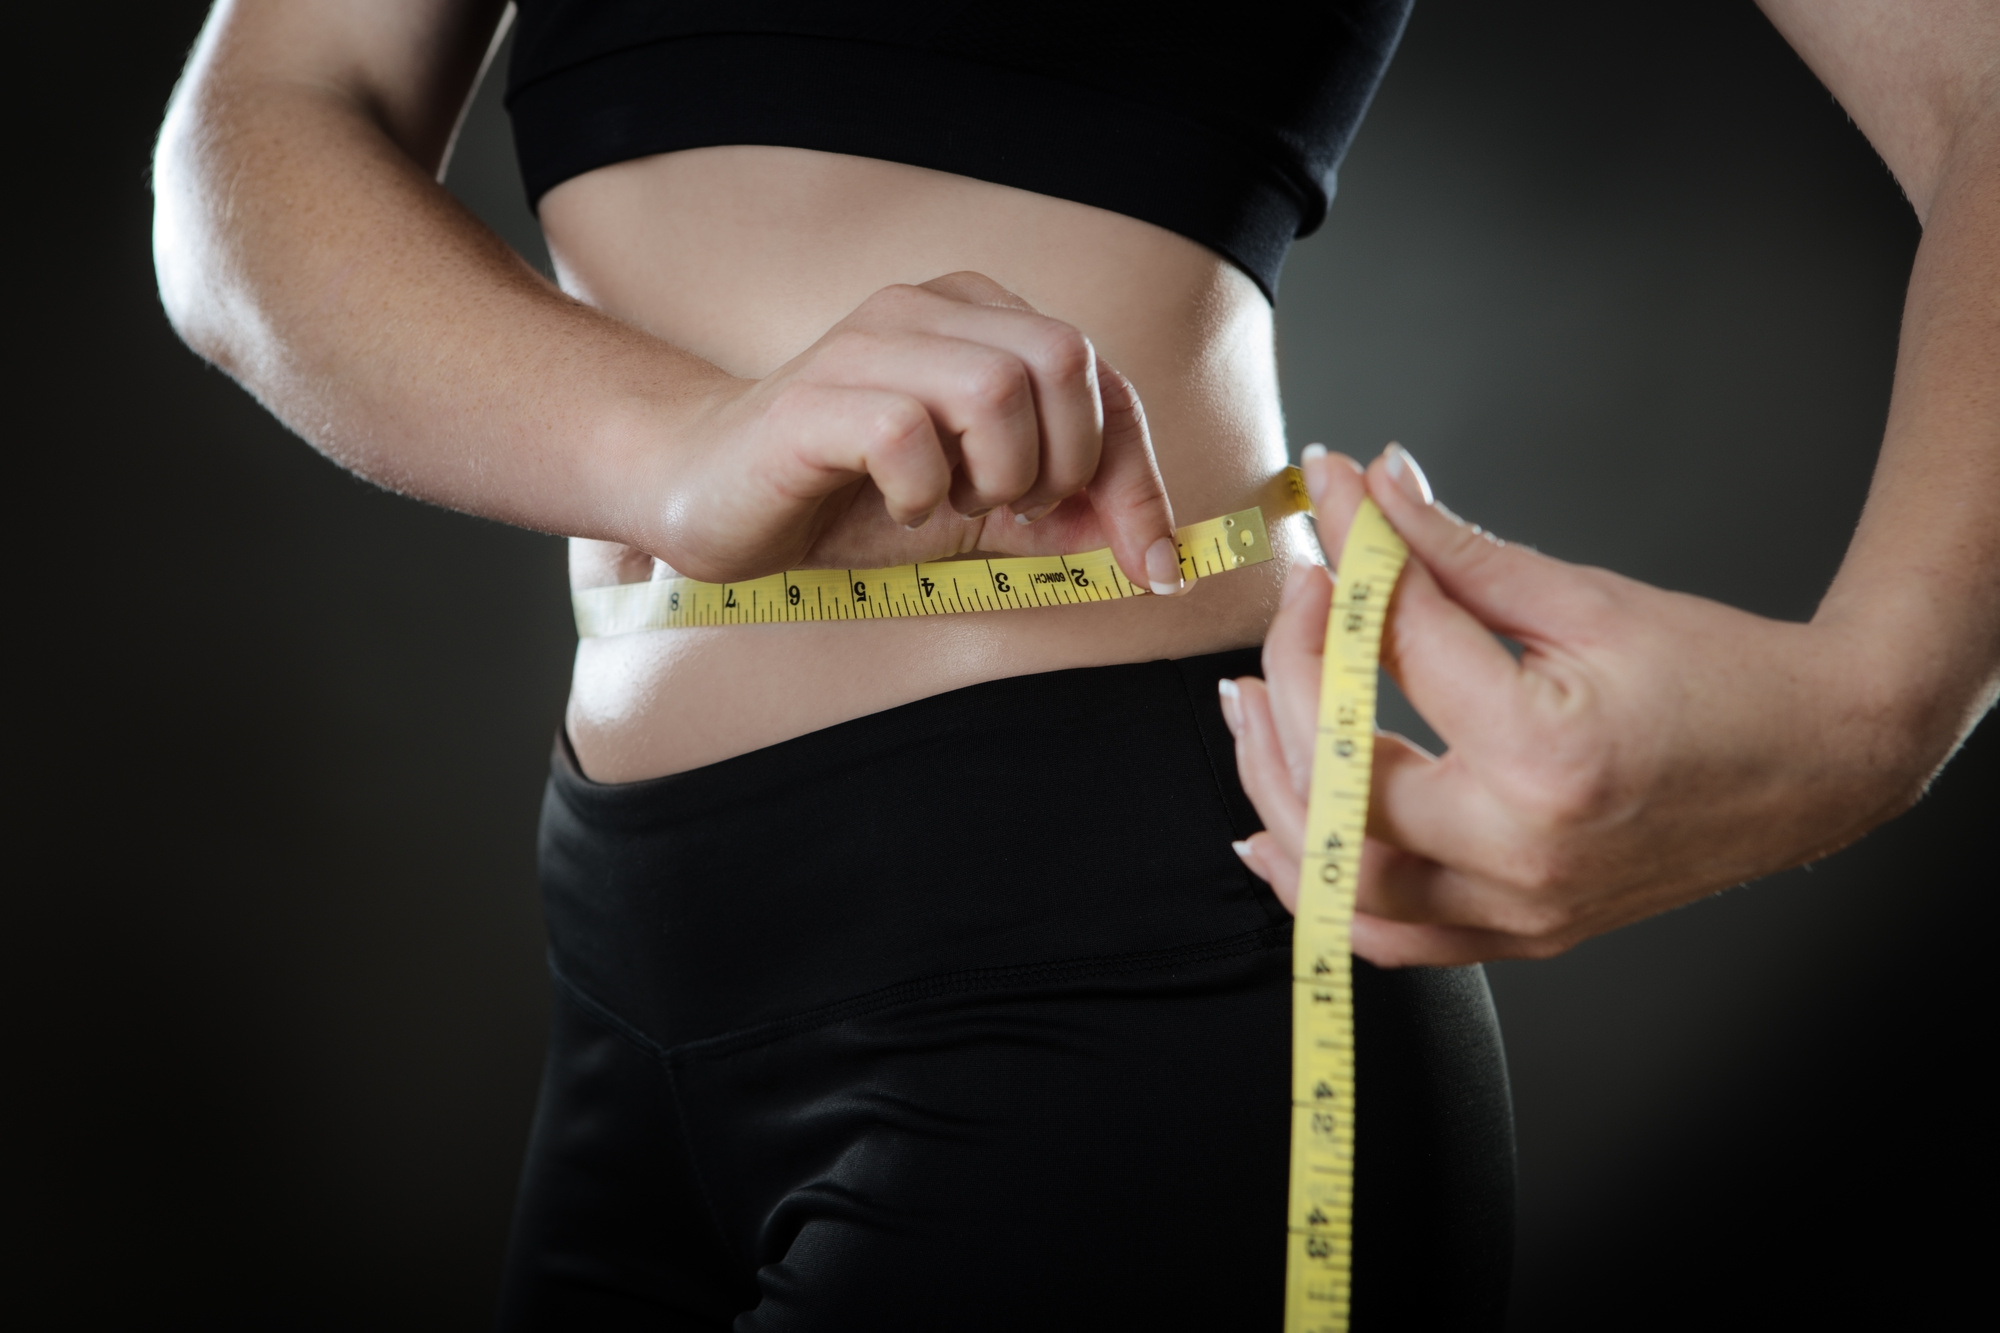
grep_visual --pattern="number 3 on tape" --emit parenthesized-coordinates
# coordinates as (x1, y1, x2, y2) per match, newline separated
(1284, 498, 1409, 1333)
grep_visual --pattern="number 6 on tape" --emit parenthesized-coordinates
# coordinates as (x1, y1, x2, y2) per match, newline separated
(1284, 498, 1409, 1333)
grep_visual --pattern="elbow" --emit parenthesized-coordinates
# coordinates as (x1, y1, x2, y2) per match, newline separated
(150, 92, 255, 380)
(151, 203, 218, 368)
(151, 83, 220, 351)
(151, 85, 217, 362)
(148, 10, 247, 370)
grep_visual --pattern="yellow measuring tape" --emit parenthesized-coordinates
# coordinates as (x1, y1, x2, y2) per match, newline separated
(573, 469, 1312, 635)
(569, 467, 1410, 1333)
(1286, 498, 1409, 1332)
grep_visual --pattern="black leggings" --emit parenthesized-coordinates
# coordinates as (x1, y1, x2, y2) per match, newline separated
(499, 649, 1514, 1330)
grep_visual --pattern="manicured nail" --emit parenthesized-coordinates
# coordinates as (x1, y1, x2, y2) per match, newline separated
(1217, 677, 1242, 731)
(1145, 537, 1184, 596)
(1012, 501, 1058, 525)
(1231, 840, 1255, 863)
(1300, 443, 1330, 503)
(1383, 443, 1434, 506)
(902, 506, 936, 531)
(963, 505, 995, 520)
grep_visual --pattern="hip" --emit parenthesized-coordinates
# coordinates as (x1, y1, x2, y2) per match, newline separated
(516, 649, 1515, 1328)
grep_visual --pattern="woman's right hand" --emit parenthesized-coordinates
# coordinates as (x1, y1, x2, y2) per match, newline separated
(633, 272, 1186, 595)
(153, 3, 1180, 591)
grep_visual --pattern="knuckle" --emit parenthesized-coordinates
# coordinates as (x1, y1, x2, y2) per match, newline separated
(1564, 571, 1624, 634)
(1493, 876, 1576, 937)
(823, 328, 884, 365)
(963, 355, 1033, 418)
(869, 395, 932, 449)
(927, 270, 1018, 305)
(1493, 828, 1577, 900)
(1527, 767, 1615, 830)
(1446, 521, 1507, 574)
(1032, 323, 1094, 384)
(859, 284, 926, 320)
(1042, 456, 1095, 496)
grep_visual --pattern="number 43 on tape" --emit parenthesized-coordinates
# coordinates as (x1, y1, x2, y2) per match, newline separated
(1284, 498, 1409, 1333)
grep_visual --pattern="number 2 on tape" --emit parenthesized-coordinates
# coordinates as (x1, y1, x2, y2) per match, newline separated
(1284, 498, 1409, 1333)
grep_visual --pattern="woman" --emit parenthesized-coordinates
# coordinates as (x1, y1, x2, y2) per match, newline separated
(150, 1, 1998, 1329)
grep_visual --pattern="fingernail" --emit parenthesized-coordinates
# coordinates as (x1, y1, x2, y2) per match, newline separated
(1217, 677, 1241, 731)
(1383, 443, 1434, 506)
(1144, 537, 1184, 597)
(902, 506, 936, 531)
(1012, 501, 1057, 525)
(1231, 840, 1255, 863)
(963, 505, 995, 520)
(1300, 443, 1330, 503)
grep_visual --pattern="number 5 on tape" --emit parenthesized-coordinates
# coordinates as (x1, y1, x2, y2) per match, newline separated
(1284, 498, 1409, 1333)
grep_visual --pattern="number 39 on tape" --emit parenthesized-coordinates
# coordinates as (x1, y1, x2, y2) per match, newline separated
(1284, 497, 1409, 1333)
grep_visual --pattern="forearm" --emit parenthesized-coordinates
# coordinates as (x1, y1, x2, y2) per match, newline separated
(1815, 96, 2000, 782)
(151, 8, 731, 548)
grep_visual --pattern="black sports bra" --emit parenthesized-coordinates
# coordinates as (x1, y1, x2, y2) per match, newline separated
(505, 2, 1412, 300)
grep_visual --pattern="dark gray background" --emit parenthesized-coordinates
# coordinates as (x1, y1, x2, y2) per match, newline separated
(13, 1, 1990, 1327)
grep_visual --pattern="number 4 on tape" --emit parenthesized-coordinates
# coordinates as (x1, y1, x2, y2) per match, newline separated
(1283, 498, 1409, 1333)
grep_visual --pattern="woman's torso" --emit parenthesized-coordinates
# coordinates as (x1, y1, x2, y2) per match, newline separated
(548, 146, 1309, 781)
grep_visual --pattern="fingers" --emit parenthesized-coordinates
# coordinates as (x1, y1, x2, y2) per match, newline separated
(1365, 443, 1603, 645)
(1233, 832, 1299, 913)
(806, 330, 1044, 522)
(1350, 913, 1546, 968)
(753, 381, 952, 533)
(845, 280, 1105, 521)
(1363, 730, 1517, 896)
(1219, 675, 1302, 913)
(1298, 444, 1368, 565)
(1086, 364, 1180, 593)
(1220, 443, 1630, 968)
(1221, 675, 1307, 852)
(1233, 838, 1547, 965)
(1259, 563, 1333, 789)
(1378, 557, 1524, 754)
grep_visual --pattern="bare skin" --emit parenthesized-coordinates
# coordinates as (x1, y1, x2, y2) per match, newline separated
(156, 2, 1998, 958)
(1223, 2, 2000, 966)
(152, 0, 1298, 781)
(547, 151, 1295, 778)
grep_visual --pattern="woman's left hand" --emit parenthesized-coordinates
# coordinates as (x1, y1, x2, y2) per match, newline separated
(1224, 1, 2000, 967)
(1220, 445, 1947, 967)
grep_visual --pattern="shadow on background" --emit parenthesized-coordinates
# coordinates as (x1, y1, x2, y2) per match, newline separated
(12, 1, 1989, 1327)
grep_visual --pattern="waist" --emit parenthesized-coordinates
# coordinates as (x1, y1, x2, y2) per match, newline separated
(542, 648, 1286, 1053)
(548, 147, 1302, 780)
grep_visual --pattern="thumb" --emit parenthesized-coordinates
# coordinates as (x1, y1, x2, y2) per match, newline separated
(1087, 363, 1182, 595)
(1365, 443, 1590, 643)
(1298, 444, 1369, 563)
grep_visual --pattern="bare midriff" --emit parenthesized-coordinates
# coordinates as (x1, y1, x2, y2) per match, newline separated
(546, 146, 1308, 782)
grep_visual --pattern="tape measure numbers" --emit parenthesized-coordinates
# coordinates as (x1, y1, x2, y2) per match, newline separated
(1285, 498, 1409, 1333)
(572, 468, 1312, 637)
(567, 468, 1410, 1333)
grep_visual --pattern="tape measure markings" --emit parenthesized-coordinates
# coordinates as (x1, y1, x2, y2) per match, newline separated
(562, 465, 1399, 1330)
(1284, 499, 1409, 1333)
(572, 469, 1311, 637)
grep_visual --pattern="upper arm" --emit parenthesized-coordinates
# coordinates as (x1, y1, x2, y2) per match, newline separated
(1756, 0, 2000, 219)
(166, 0, 513, 174)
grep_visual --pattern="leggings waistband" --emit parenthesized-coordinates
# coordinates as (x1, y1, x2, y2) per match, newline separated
(537, 649, 1280, 1053)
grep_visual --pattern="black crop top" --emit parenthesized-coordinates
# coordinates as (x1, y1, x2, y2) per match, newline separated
(505, 2, 1412, 300)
